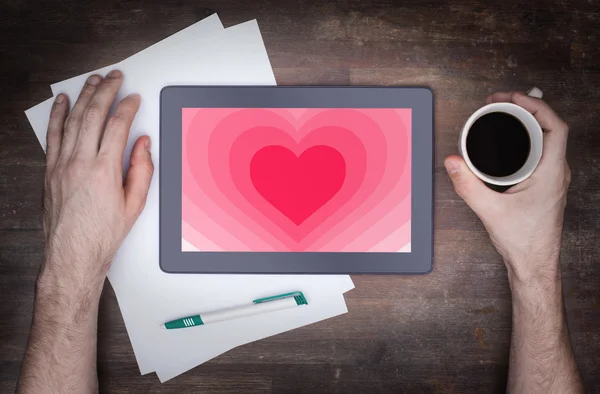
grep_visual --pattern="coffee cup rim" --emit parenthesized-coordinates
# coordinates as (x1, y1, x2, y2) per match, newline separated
(459, 102, 543, 186)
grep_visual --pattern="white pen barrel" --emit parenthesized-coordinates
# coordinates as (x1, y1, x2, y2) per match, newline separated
(201, 297, 299, 324)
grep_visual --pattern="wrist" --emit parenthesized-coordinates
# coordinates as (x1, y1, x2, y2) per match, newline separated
(40, 247, 107, 289)
(504, 254, 561, 287)
(37, 265, 105, 309)
(506, 256, 563, 305)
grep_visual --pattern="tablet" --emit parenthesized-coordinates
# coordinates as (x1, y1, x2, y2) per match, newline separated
(160, 86, 433, 274)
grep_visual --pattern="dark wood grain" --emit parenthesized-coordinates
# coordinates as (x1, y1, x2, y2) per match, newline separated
(1, 0, 599, 392)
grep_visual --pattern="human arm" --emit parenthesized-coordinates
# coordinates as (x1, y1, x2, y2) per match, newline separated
(444, 92, 583, 393)
(17, 70, 154, 393)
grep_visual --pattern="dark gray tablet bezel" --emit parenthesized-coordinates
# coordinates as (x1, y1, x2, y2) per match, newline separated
(160, 86, 433, 274)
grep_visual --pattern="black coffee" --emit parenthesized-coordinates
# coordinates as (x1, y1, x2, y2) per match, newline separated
(466, 112, 531, 177)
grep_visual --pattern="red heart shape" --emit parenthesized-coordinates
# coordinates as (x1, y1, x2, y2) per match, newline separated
(250, 145, 346, 225)
(228, 125, 367, 245)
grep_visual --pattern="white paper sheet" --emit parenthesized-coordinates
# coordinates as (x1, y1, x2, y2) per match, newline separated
(25, 15, 354, 381)
(25, 98, 54, 150)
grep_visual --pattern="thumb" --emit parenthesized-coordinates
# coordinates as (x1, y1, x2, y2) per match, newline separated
(124, 136, 154, 222)
(444, 155, 499, 216)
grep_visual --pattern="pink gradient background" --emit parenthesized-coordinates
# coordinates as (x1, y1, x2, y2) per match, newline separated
(182, 108, 412, 252)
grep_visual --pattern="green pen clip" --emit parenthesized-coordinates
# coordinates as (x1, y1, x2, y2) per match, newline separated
(253, 291, 308, 306)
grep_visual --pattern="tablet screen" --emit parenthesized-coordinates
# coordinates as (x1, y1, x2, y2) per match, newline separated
(181, 108, 411, 252)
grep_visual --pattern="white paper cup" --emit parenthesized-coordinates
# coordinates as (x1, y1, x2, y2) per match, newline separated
(459, 88, 544, 186)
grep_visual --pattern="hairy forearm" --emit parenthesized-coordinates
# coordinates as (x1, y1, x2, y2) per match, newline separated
(17, 266, 104, 394)
(506, 259, 583, 394)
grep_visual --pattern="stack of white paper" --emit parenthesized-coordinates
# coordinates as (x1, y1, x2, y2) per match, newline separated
(25, 14, 354, 382)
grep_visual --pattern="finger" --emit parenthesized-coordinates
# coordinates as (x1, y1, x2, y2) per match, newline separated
(124, 136, 154, 222)
(486, 91, 524, 105)
(98, 93, 141, 163)
(488, 91, 567, 132)
(74, 69, 124, 158)
(487, 92, 568, 157)
(45, 94, 69, 175)
(444, 155, 501, 216)
(510, 93, 569, 160)
(59, 74, 102, 163)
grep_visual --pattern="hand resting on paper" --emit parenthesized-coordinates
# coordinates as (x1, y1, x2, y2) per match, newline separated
(445, 92, 583, 393)
(17, 70, 153, 393)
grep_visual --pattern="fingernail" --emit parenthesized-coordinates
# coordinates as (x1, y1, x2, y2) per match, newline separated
(107, 69, 122, 78)
(87, 75, 102, 85)
(444, 159, 460, 175)
(145, 137, 151, 151)
(55, 94, 65, 104)
(129, 93, 141, 101)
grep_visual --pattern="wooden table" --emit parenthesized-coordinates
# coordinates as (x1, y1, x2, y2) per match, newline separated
(2, 0, 599, 392)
